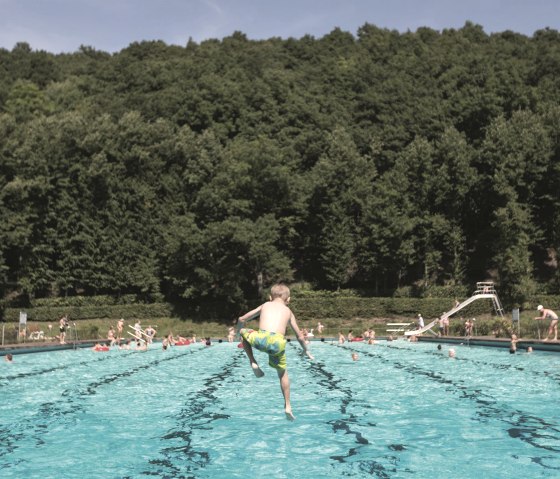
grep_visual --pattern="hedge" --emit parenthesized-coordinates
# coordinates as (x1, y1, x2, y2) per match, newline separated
(3, 303, 173, 322)
(289, 296, 499, 321)
(3, 293, 560, 324)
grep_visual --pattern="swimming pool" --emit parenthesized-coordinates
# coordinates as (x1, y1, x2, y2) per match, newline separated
(1, 340, 559, 478)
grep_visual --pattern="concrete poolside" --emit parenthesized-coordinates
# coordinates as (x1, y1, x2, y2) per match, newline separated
(3, 334, 560, 356)
(414, 335, 560, 352)
(0, 339, 107, 355)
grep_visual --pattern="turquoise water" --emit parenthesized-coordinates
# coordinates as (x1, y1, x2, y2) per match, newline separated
(1, 340, 559, 478)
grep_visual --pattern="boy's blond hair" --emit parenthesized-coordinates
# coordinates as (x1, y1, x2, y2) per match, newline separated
(270, 284, 290, 301)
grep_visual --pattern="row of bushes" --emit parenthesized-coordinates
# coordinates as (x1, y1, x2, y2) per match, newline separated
(290, 296, 499, 321)
(3, 292, 559, 324)
(292, 284, 472, 299)
(3, 303, 173, 322)
(30, 294, 164, 307)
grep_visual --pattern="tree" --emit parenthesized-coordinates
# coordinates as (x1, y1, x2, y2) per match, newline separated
(304, 127, 376, 287)
(478, 112, 550, 301)
(4, 79, 53, 121)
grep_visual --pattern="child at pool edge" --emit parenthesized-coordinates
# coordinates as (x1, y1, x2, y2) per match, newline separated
(237, 284, 314, 421)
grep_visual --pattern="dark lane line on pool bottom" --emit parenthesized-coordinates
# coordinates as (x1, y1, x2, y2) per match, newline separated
(0, 350, 142, 465)
(141, 351, 245, 479)
(0, 347, 207, 469)
(291, 342, 411, 479)
(0, 350, 137, 385)
(343, 343, 560, 473)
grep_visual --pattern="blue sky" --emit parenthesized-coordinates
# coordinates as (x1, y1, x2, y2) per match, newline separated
(1, 0, 559, 53)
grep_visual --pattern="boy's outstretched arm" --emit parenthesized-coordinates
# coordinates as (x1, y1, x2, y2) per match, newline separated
(236, 305, 262, 333)
(289, 312, 314, 360)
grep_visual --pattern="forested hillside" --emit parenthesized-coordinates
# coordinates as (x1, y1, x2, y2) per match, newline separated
(1, 22, 559, 315)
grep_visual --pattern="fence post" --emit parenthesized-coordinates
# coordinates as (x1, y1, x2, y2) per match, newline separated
(512, 308, 520, 336)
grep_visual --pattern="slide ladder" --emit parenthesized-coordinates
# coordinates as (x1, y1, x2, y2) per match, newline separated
(405, 281, 504, 336)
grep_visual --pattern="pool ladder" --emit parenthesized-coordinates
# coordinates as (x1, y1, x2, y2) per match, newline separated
(72, 322, 79, 350)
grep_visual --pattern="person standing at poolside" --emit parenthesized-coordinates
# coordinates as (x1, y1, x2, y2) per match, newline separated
(133, 320, 142, 340)
(417, 313, 424, 330)
(534, 305, 559, 341)
(117, 318, 124, 340)
(464, 318, 474, 337)
(317, 321, 324, 337)
(59, 315, 68, 344)
(443, 316, 450, 336)
(237, 284, 314, 421)
(145, 325, 156, 343)
(438, 316, 445, 336)
(107, 326, 117, 346)
(227, 326, 235, 342)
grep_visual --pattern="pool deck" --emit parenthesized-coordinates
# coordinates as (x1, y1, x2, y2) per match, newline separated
(0, 339, 100, 355)
(414, 335, 560, 352)
(2, 335, 560, 355)
(0, 338, 232, 355)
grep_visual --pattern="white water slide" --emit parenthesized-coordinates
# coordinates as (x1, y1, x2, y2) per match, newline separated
(404, 282, 505, 336)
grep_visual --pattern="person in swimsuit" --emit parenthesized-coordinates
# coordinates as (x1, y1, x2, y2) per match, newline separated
(464, 318, 474, 337)
(107, 326, 116, 346)
(534, 305, 559, 341)
(438, 316, 444, 336)
(227, 326, 235, 342)
(116, 318, 124, 340)
(417, 313, 424, 329)
(59, 315, 68, 344)
(145, 325, 156, 343)
(237, 284, 314, 421)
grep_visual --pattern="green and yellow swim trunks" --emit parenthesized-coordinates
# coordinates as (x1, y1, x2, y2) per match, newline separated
(240, 329, 287, 370)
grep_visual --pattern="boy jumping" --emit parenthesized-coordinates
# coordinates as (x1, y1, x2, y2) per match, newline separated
(237, 284, 314, 420)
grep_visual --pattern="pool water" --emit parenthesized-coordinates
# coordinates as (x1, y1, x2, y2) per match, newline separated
(1, 340, 559, 478)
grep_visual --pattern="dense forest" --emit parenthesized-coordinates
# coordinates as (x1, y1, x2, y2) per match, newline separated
(0, 22, 559, 315)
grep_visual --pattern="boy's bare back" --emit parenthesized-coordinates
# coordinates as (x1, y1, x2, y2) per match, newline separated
(258, 299, 293, 335)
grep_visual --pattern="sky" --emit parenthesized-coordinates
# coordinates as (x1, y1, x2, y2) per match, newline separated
(0, 0, 559, 54)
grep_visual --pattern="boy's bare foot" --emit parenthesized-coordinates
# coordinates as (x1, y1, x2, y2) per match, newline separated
(251, 363, 264, 378)
(285, 408, 295, 421)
